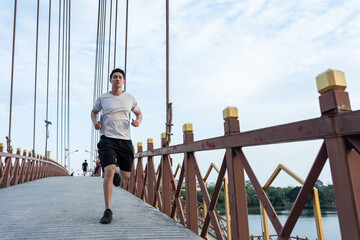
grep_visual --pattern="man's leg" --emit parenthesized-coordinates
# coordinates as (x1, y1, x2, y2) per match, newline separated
(103, 164, 116, 209)
(120, 170, 130, 181)
(120, 170, 131, 188)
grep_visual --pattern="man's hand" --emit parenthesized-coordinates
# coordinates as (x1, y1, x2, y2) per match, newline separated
(132, 109, 142, 127)
(94, 121, 102, 130)
(131, 119, 140, 127)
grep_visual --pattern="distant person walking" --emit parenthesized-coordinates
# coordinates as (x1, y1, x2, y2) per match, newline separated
(91, 68, 142, 224)
(82, 160, 88, 176)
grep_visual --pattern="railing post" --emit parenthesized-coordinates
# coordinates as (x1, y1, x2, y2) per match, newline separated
(42, 156, 48, 179)
(39, 155, 43, 179)
(10, 148, 21, 186)
(1, 146, 13, 188)
(316, 69, 360, 239)
(42, 157, 46, 178)
(136, 142, 144, 199)
(183, 123, 198, 233)
(25, 151, 32, 182)
(18, 149, 27, 184)
(223, 106, 250, 239)
(147, 138, 155, 205)
(129, 145, 136, 192)
(34, 153, 40, 180)
(161, 132, 171, 216)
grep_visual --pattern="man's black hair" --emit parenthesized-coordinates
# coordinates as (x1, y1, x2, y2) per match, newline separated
(110, 68, 125, 79)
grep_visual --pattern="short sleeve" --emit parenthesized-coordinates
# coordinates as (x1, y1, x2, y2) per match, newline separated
(93, 97, 102, 111)
(131, 97, 139, 113)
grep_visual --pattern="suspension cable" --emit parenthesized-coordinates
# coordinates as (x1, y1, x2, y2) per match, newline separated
(92, 0, 101, 162)
(45, 0, 52, 157)
(101, 0, 107, 93)
(98, 0, 106, 95)
(63, 0, 69, 168)
(67, 0, 71, 171)
(124, 0, 129, 89)
(106, 0, 113, 92)
(64, 0, 69, 169)
(7, 0, 18, 152)
(62, 0, 70, 169)
(92, 0, 108, 163)
(60, 0, 66, 166)
(93, 0, 101, 102)
(97, 0, 102, 97)
(165, 0, 172, 146)
(32, 0, 40, 155)
(113, 0, 118, 69)
(56, 0, 62, 164)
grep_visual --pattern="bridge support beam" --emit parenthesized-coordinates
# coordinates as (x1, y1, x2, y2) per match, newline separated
(223, 107, 250, 240)
(136, 143, 144, 199)
(147, 139, 155, 205)
(326, 137, 360, 239)
(183, 124, 198, 234)
(317, 70, 360, 239)
(161, 135, 172, 216)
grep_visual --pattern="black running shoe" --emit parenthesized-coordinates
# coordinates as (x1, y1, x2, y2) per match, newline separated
(100, 209, 113, 224)
(113, 172, 121, 187)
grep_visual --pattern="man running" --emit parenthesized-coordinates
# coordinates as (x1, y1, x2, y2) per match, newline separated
(91, 68, 142, 224)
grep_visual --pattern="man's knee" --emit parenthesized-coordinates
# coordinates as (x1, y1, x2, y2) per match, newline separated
(104, 165, 115, 178)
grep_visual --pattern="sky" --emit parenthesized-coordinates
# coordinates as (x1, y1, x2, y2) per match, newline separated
(1, 0, 360, 185)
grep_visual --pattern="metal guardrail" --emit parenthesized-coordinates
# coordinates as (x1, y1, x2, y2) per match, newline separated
(121, 70, 360, 240)
(0, 144, 69, 188)
(261, 164, 324, 240)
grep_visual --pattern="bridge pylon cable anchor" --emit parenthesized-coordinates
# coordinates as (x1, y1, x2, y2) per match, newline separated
(5, 136, 11, 153)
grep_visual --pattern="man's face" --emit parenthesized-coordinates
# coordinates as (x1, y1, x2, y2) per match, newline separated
(110, 72, 125, 88)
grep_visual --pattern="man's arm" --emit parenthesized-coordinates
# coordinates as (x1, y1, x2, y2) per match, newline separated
(131, 109, 142, 127)
(91, 108, 102, 130)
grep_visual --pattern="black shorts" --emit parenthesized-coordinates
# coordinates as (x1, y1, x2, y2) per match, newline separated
(97, 135, 134, 172)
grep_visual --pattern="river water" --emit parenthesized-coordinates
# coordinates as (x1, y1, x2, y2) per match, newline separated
(247, 211, 341, 240)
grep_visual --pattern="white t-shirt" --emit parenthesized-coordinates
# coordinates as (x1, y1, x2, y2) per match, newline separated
(93, 92, 139, 140)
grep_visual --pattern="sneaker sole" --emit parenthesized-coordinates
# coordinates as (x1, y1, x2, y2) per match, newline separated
(100, 219, 112, 224)
(113, 173, 121, 187)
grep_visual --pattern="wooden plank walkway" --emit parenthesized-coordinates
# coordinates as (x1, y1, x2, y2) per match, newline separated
(0, 177, 202, 239)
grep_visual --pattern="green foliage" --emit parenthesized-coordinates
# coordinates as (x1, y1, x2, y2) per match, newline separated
(190, 180, 335, 215)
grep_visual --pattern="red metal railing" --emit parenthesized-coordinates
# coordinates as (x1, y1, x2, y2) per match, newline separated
(0, 144, 69, 188)
(250, 235, 309, 240)
(122, 70, 360, 240)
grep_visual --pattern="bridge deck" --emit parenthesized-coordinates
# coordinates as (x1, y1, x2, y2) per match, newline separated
(0, 177, 202, 239)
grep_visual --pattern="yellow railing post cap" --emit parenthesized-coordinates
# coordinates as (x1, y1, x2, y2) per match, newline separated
(316, 69, 347, 94)
(24, 150, 27, 153)
(11, 146, 14, 150)
(0, 143, 4, 147)
(147, 138, 153, 144)
(17, 148, 21, 152)
(223, 106, 238, 120)
(161, 132, 166, 139)
(137, 142, 143, 147)
(182, 123, 193, 133)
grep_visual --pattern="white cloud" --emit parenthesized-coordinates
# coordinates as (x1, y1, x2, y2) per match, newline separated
(1, 0, 360, 185)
